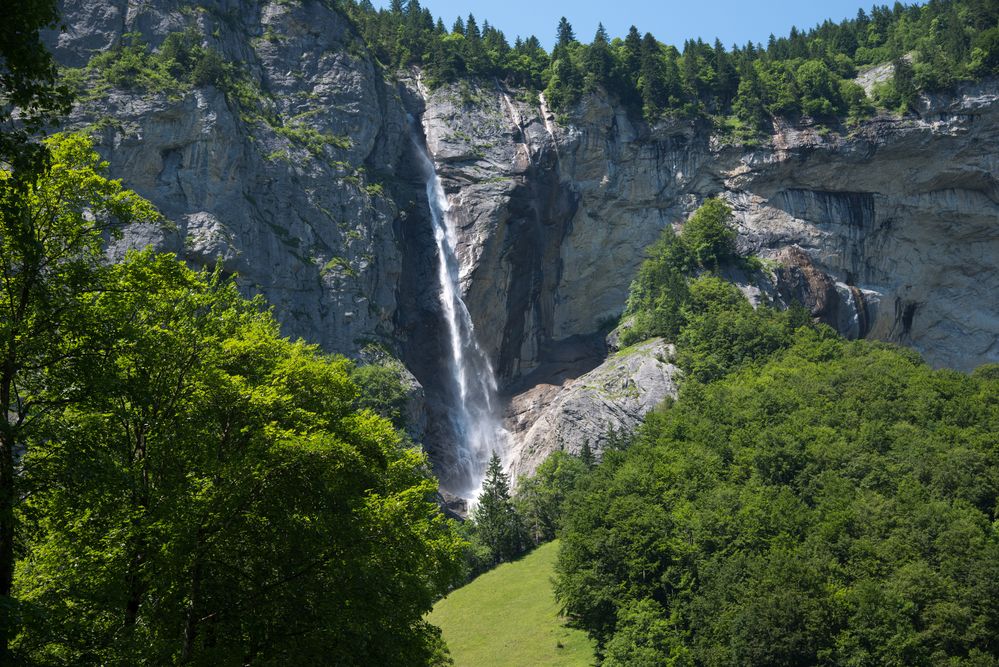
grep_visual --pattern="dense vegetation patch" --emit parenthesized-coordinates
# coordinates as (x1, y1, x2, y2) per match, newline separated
(621, 198, 810, 383)
(555, 332, 999, 665)
(341, 0, 999, 136)
(65, 29, 353, 160)
(3, 135, 463, 665)
(63, 30, 230, 100)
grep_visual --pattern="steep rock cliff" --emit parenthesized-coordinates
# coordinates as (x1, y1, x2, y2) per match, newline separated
(422, 81, 999, 376)
(418, 78, 999, 473)
(50, 0, 410, 356)
(47, 1, 999, 483)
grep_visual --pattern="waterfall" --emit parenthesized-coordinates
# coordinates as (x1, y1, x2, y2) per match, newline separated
(408, 117, 508, 500)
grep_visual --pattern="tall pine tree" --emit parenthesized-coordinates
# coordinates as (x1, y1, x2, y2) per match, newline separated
(471, 453, 527, 565)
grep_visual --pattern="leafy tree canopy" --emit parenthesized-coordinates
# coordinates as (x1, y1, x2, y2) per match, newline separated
(555, 333, 999, 665)
(1, 135, 463, 665)
(339, 0, 997, 133)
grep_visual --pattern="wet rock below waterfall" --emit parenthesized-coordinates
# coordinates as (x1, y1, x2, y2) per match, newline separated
(504, 338, 680, 481)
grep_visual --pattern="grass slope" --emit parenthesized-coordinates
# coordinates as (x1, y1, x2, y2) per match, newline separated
(429, 540, 595, 666)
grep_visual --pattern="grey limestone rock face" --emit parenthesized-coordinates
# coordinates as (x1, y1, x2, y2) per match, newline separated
(49, 0, 999, 480)
(417, 78, 999, 474)
(419, 79, 999, 378)
(51, 0, 409, 357)
(504, 338, 680, 482)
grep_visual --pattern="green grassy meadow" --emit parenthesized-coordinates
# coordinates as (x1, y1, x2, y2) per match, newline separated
(428, 540, 595, 666)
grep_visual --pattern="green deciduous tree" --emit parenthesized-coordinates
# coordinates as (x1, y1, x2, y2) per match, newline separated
(676, 275, 809, 383)
(0, 134, 158, 655)
(14, 249, 464, 664)
(679, 197, 737, 269)
(556, 332, 999, 663)
(795, 59, 843, 117)
(515, 451, 589, 544)
(0, 0, 72, 173)
(623, 225, 690, 344)
(1, 4, 75, 655)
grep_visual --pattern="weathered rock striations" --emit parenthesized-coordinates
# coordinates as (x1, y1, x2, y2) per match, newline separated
(418, 79, 999, 471)
(50, 0, 410, 357)
(505, 338, 680, 481)
(48, 0, 999, 482)
(422, 82, 999, 377)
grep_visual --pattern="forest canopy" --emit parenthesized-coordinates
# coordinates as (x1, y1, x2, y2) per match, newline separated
(341, 0, 999, 133)
(2, 134, 465, 665)
(555, 332, 999, 665)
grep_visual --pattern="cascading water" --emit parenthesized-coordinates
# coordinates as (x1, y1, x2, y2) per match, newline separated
(408, 116, 508, 499)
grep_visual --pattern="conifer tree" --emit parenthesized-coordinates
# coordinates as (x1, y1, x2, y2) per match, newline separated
(639, 32, 667, 118)
(471, 453, 527, 565)
(584, 23, 612, 89)
(893, 56, 917, 109)
(580, 439, 596, 469)
(624, 26, 643, 83)
(733, 63, 769, 136)
(465, 13, 480, 42)
(556, 17, 575, 48)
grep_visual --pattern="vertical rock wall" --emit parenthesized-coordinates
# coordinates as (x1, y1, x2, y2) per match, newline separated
(48, 1, 999, 480)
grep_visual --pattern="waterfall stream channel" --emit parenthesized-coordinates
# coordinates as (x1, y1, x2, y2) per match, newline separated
(408, 115, 508, 500)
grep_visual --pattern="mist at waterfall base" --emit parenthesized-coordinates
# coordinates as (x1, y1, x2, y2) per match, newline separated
(408, 116, 509, 501)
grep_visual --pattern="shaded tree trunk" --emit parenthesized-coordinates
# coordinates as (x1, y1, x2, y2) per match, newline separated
(0, 362, 18, 660)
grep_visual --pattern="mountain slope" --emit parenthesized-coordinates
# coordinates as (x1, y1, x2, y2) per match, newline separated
(428, 540, 594, 666)
(45, 0, 999, 485)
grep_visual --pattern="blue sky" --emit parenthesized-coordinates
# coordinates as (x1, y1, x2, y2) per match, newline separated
(372, 1, 916, 50)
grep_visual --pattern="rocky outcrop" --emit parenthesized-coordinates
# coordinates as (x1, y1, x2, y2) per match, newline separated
(49, 0, 411, 357)
(419, 80, 999, 378)
(504, 338, 680, 481)
(417, 79, 999, 474)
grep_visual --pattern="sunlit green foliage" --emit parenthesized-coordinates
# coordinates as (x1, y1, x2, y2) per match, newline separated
(83, 30, 231, 97)
(0, 4, 76, 655)
(0, 135, 462, 665)
(13, 249, 464, 665)
(0, 134, 159, 656)
(555, 333, 999, 665)
(340, 0, 999, 133)
(515, 451, 591, 545)
(624, 198, 757, 346)
(676, 276, 811, 383)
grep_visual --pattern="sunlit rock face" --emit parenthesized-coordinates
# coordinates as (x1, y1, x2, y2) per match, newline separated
(50, 0, 999, 479)
(50, 0, 410, 357)
(419, 78, 999, 473)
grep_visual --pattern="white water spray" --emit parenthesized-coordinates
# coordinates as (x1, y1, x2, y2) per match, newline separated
(408, 116, 508, 500)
